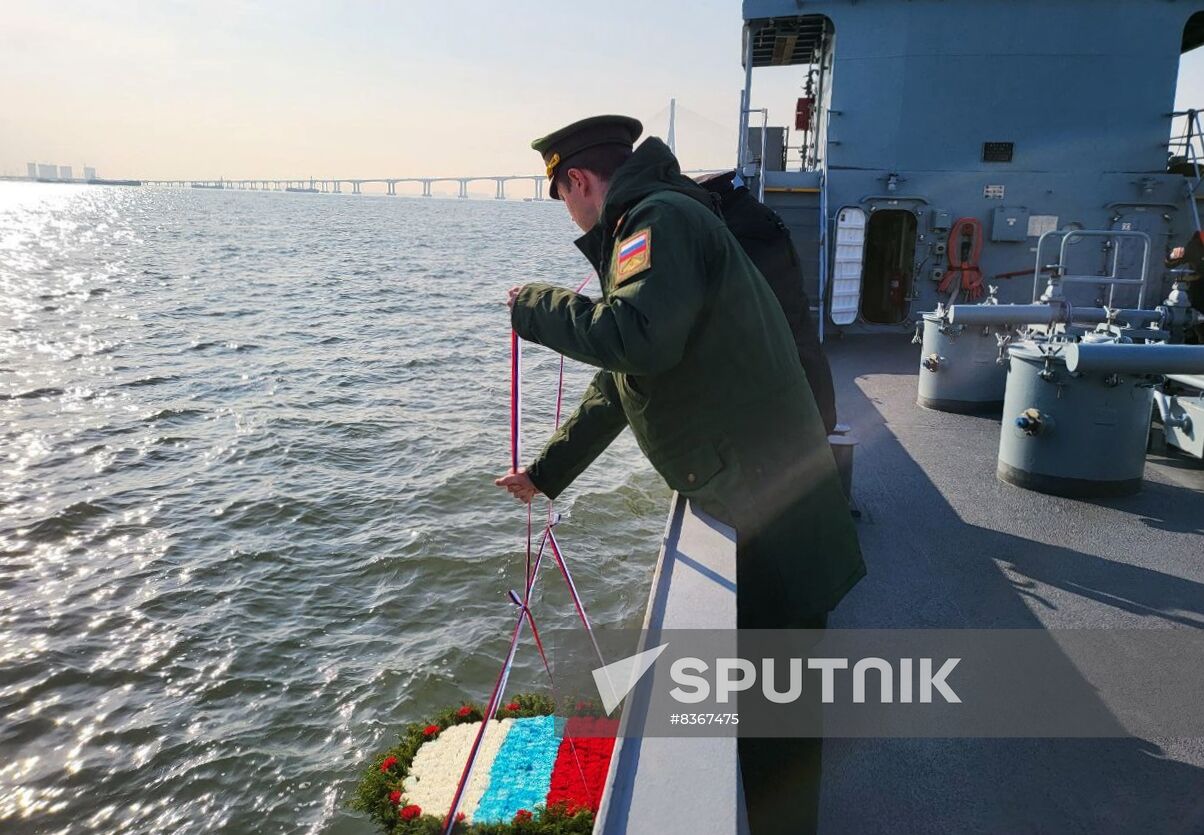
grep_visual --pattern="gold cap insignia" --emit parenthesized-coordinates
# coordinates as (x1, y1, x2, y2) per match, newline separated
(545, 153, 560, 179)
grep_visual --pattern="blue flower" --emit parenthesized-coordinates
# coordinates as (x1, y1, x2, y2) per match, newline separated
(473, 716, 559, 823)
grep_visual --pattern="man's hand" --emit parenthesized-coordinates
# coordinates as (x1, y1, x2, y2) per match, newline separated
(494, 467, 540, 503)
(507, 285, 522, 310)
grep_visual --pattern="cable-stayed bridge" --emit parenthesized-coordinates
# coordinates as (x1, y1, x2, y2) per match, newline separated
(143, 176, 550, 199)
(141, 101, 735, 199)
(141, 169, 726, 200)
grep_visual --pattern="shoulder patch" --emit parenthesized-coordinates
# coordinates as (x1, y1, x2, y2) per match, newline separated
(614, 227, 652, 286)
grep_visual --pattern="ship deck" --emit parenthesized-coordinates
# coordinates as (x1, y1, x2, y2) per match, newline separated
(822, 333, 1204, 834)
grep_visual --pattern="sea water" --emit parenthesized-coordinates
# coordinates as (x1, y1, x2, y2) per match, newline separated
(0, 182, 665, 834)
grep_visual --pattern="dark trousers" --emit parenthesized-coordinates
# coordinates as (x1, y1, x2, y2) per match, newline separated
(736, 528, 828, 835)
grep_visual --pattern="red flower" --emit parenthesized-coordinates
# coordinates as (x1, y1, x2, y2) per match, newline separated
(423, 724, 440, 737)
(514, 809, 533, 823)
(505, 701, 521, 711)
(388, 790, 402, 805)
(455, 812, 467, 823)
(379, 755, 398, 773)
(547, 734, 616, 815)
(400, 804, 422, 821)
(456, 705, 473, 718)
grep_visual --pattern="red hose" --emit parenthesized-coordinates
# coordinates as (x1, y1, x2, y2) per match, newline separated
(938, 217, 985, 300)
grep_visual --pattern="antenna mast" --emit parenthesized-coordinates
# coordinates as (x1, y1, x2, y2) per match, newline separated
(667, 98, 677, 153)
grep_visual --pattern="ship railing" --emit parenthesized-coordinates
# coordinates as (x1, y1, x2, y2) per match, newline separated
(1169, 108, 1203, 233)
(592, 495, 745, 834)
(1030, 229, 1152, 308)
(738, 104, 770, 204)
(736, 23, 768, 204)
(818, 166, 829, 342)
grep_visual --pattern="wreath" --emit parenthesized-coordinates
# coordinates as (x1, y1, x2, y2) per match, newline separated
(351, 694, 617, 833)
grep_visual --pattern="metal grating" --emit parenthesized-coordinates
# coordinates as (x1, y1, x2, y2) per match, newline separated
(747, 16, 831, 67)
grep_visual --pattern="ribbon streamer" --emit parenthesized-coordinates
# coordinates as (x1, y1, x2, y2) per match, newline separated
(442, 526, 554, 831)
(510, 329, 521, 472)
(548, 529, 606, 670)
(441, 274, 601, 834)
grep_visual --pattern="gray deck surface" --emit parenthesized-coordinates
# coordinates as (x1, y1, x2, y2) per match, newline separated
(821, 334, 1204, 835)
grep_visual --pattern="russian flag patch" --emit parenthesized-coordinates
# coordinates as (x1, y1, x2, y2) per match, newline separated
(614, 227, 652, 285)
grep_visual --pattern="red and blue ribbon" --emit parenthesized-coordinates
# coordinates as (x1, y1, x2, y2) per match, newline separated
(441, 275, 602, 834)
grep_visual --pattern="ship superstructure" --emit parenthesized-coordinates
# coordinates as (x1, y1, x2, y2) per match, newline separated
(736, 0, 1203, 331)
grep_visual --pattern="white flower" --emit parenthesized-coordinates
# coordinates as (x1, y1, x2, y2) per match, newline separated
(402, 719, 514, 822)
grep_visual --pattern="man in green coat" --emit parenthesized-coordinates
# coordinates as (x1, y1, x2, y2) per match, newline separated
(495, 115, 864, 833)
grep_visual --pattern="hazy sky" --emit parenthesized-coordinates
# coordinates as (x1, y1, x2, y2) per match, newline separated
(2, 1, 1202, 187)
(0, 0, 750, 183)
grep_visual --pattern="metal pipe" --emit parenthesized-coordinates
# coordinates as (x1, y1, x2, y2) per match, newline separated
(1067, 307, 1163, 326)
(737, 24, 754, 168)
(735, 89, 746, 167)
(808, 28, 826, 171)
(1065, 343, 1204, 375)
(1032, 228, 1068, 301)
(948, 303, 1066, 326)
(814, 24, 832, 344)
(739, 106, 769, 199)
(758, 108, 768, 203)
(949, 302, 1166, 328)
(1060, 273, 1147, 285)
(817, 168, 827, 343)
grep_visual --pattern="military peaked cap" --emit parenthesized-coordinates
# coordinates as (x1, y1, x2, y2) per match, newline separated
(531, 115, 642, 199)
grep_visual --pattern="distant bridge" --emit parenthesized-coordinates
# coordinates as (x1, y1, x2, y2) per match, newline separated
(142, 176, 549, 199)
(141, 168, 726, 200)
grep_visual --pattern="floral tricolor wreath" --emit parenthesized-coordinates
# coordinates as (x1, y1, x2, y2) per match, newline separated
(352, 694, 617, 833)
